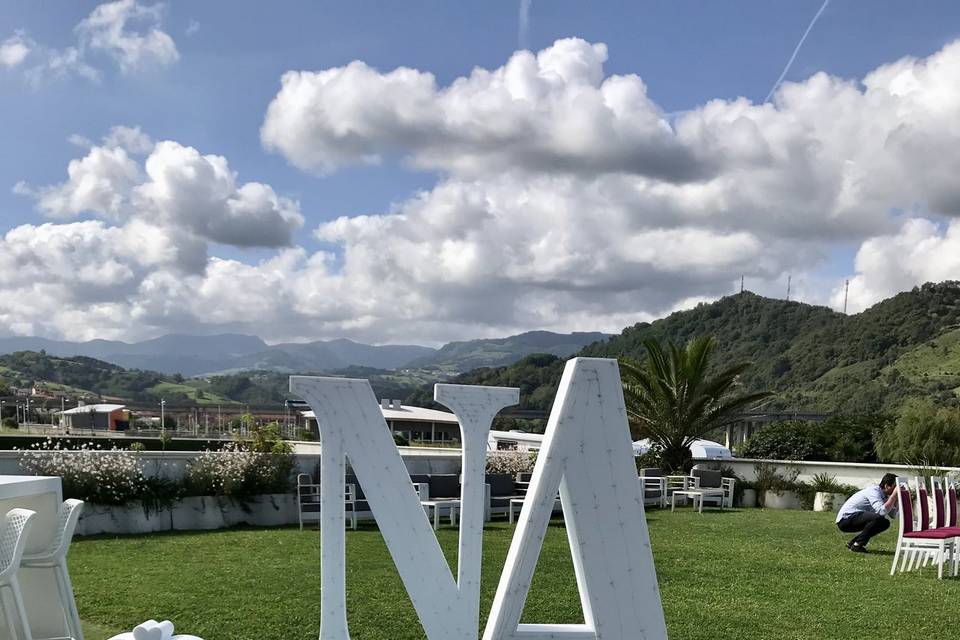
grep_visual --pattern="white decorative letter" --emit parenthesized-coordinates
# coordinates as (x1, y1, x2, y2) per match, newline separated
(290, 376, 517, 640)
(483, 358, 667, 640)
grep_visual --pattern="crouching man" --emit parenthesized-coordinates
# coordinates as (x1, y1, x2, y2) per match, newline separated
(835, 473, 899, 553)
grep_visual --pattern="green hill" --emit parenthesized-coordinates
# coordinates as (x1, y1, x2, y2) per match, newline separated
(418, 281, 960, 416)
(0, 352, 428, 408)
(406, 330, 610, 375)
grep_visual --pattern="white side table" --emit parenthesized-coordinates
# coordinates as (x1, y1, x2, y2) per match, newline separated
(420, 499, 460, 530)
(671, 489, 726, 514)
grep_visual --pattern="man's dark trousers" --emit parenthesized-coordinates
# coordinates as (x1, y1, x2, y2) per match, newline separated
(837, 512, 890, 547)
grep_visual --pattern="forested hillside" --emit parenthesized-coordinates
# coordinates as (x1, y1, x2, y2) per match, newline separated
(418, 282, 960, 416)
(0, 353, 425, 407)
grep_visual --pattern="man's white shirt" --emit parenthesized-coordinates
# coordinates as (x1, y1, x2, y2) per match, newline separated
(836, 485, 897, 522)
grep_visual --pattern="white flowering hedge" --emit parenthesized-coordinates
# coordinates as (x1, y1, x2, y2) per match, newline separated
(185, 442, 294, 502)
(485, 450, 538, 475)
(19, 440, 146, 506)
(18, 438, 295, 507)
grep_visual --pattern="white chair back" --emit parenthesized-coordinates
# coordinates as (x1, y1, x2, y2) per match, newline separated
(0, 508, 36, 580)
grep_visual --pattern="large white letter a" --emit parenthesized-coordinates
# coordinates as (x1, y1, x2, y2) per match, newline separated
(483, 357, 668, 640)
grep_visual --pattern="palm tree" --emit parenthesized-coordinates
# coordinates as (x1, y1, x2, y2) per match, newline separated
(619, 336, 771, 472)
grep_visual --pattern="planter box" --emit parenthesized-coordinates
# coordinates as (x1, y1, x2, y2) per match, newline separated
(77, 493, 297, 536)
(172, 496, 226, 530)
(244, 494, 296, 527)
(78, 503, 172, 536)
(763, 490, 801, 510)
(813, 491, 847, 513)
(739, 488, 757, 508)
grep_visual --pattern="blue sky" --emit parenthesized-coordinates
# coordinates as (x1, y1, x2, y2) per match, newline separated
(2, 1, 960, 343)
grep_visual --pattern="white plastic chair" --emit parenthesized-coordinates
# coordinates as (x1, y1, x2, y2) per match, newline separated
(20, 499, 84, 640)
(0, 508, 37, 640)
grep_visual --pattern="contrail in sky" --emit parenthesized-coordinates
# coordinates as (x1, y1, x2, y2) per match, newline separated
(764, 0, 831, 103)
(519, 0, 533, 50)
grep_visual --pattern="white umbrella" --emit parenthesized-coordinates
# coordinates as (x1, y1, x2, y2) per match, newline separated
(632, 438, 732, 460)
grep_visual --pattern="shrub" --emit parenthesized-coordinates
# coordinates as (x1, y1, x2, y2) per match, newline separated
(876, 398, 960, 466)
(486, 450, 537, 475)
(184, 442, 294, 501)
(18, 439, 146, 506)
(740, 415, 890, 463)
(2, 417, 17, 428)
(739, 422, 828, 461)
(751, 462, 799, 507)
(819, 415, 888, 463)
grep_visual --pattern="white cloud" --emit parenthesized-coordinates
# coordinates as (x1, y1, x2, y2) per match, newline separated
(102, 125, 153, 154)
(257, 37, 960, 337)
(75, 0, 178, 72)
(833, 218, 960, 313)
(262, 39, 706, 181)
(1, 33, 31, 68)
(16, 133, 303, 249)
(11, 1, 177, 85)
(8, 38, 960, 344)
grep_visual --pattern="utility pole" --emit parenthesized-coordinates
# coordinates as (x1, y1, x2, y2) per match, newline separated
(786, 275, 792, 301)
(740, 275, 744, 294)
(843, 279, 850, 314)
(160, 398, 165, 431)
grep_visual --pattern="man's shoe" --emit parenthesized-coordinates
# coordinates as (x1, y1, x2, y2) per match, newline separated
(848, 542, 868, 553)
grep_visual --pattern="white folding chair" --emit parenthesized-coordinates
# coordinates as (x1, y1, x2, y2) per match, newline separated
(21, 499, 85, 640)
(0, 508, 37, 640)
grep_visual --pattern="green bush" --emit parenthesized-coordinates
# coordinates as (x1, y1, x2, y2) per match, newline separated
(739, 422, 828, 461)
(876, 398, 960, 466)
(740, 415, 888, 463)
(1, 417, 17, 428)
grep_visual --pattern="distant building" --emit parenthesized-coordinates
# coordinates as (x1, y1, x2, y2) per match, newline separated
(302, 399, 461, 444)
(487, 430, 543, 452)
(59, 404, 130, 431)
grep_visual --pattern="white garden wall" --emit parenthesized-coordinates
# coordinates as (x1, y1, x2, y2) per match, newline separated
(697, 457, 960, 487)
(0, 444, 462, 479)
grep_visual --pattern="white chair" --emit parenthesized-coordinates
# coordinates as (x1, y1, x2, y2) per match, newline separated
(20, 499, 85, 640)
(297, 475, 357, 530)
(890, 480, 956, 579)
(0, 508, 37, 640)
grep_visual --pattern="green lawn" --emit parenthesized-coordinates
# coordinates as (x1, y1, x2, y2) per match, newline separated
(70, 509, 960, 640)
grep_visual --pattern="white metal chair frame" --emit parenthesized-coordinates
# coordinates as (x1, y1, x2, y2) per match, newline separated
(698, 478, 736, 510)
(297, 474, 357, 530)
(0, 508, 37, 640)
(638, 476, 667, 508)
(20, 499, 85, 640)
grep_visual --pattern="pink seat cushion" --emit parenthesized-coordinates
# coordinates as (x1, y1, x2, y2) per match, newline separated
(904, 530, 958, 539)
(932, 526, 960, 535)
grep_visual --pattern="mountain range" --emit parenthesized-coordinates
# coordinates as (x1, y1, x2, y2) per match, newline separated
(0, 330, 609, 378)
(4, 281, 960, 416)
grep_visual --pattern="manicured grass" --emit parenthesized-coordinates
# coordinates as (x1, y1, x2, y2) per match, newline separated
(70, 509, 960, 640)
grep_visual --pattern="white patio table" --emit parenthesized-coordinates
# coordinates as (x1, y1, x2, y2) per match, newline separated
(419, 499, 459, 530)
(0, 475, 72, 639)
(671, 488, 726, 514)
